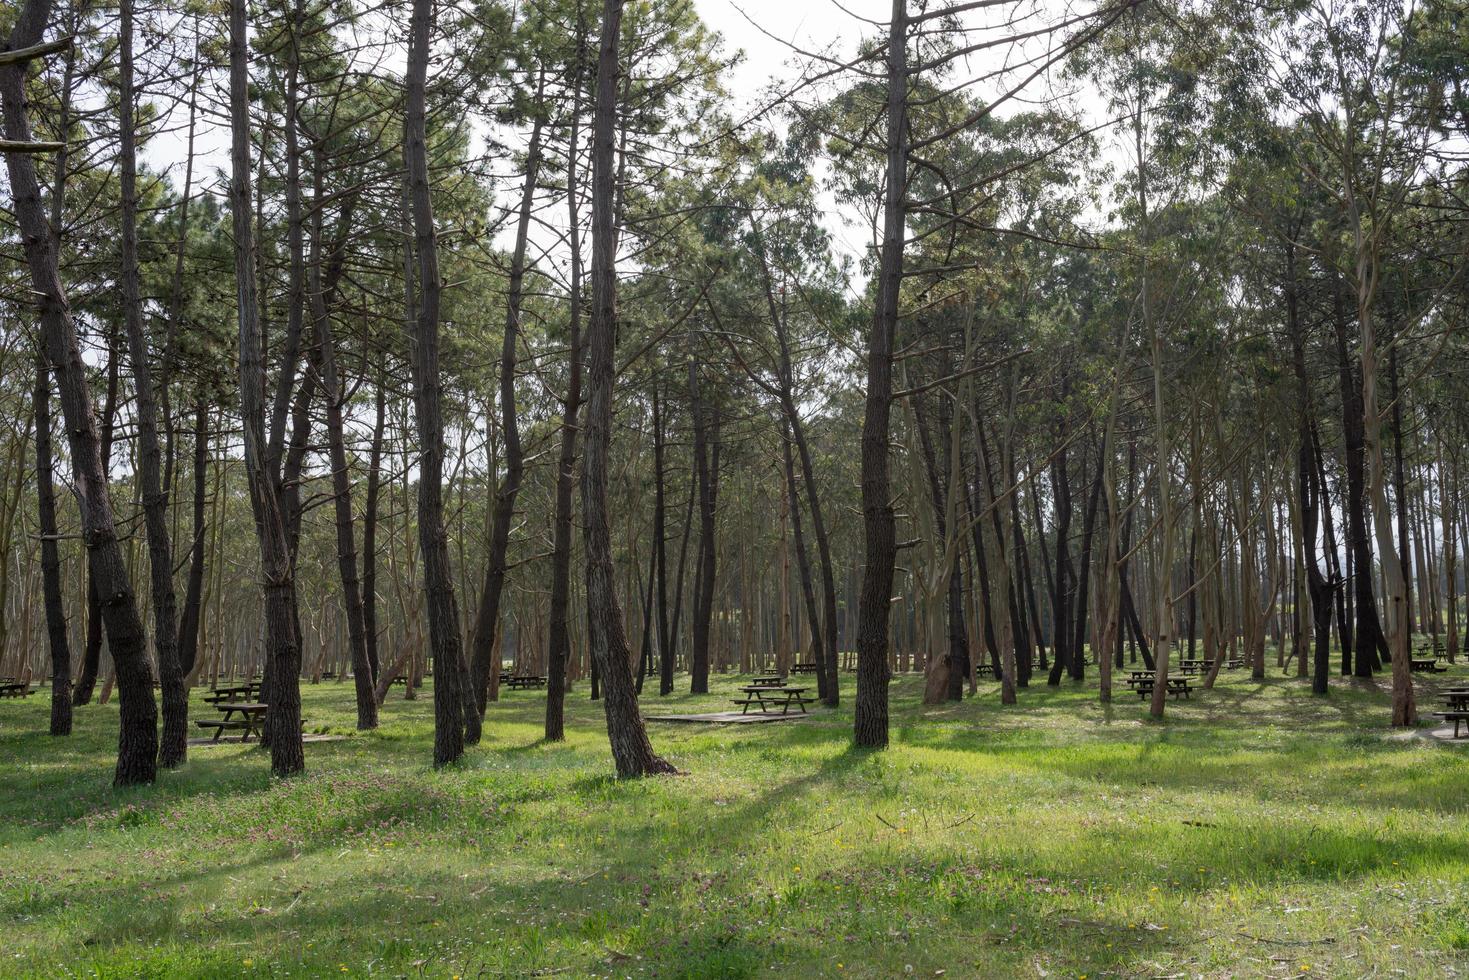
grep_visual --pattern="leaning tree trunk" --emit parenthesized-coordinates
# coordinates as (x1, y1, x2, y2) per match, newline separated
(854, 0, 908, 749)
(581, 0, 675, 777)
(226, 0, 304, 777)
(308, 189, 376, 731)
(3, 0, 158, 785)
(406, 0, 470, 766)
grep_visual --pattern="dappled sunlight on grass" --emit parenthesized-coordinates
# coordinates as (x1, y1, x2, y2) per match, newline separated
(0, 664, 1465, 977)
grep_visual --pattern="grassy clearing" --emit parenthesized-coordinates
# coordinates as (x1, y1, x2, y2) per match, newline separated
(1, 666, 1466, 978)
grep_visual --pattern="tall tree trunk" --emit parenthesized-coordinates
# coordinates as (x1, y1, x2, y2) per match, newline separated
(751, 216, 841, 705)
(1333, 286, 1385, 675)
(1286, 240, 1333, 695)
(582, 0, 675, 777)
(362, 375, 386, 681)
(653, 387, 675, 695)
(854, 0, 907, 748)
(227, 0, 304, 777)
(119, 0, 185, 768)
(3, 0, 158, 784)
(406, 0, 470, 765)
(35, 353, 71, 735)
(688, 342, 717, 694)
(546, 16, 587, 741)
(74, 324, 118, 707)
(308, 187, 376, 730)
(469, 74, 546, 725)
(177, 399, 208, 677)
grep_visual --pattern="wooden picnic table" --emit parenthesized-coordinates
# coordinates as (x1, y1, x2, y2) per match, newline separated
(749, 676, 785, 687)
(0, 680, 33, 698)
(1435, 692, 1469, 737)
(789, 662, 819, 674)
(203, 682, 262, 702)
(1133, 676, 1193, 700)
(732, 685, 815, 715)
(1410, 657, 1447, 674)
(503, 675, 546, 690)
(196, 702, 269, 742)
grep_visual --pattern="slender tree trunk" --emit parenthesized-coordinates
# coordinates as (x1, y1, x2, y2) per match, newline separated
(35, 352, 71, 735)
(581, 0, 675, 776)
(177, 399, 208, 677)
(362, 376, 386, 681)
(470, 76, 547, 725)
(547, 19, 587, 738)
(119, 0, 185, 767)
(228, 0, 304, 776)
(406, 0, 470, 765)
(688, 341, 717, 694)
(854, 0, 907, 748)
(1333, 286, 1385, 675)
(308, 188, 376, 730)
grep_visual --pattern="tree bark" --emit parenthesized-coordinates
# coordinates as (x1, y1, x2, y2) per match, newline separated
(119, 0, 186, 768)
(547, 23, 586, 738)
(582, 0, 675, 777)
(35, 352, 71, 735)
(3, 0, 159, 784)
(406, 0, 470, 765)
(469, 73, 546, 725)
(227, 0, 304, 777)
(854, 0, 907, 748)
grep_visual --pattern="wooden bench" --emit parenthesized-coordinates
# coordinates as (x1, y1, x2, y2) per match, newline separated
(1410, 658, 1447, 674)
(730, 696, 817, 715)
(789, 662, 819, 674)
(195, 718, 250, 742)
(1433, 711, 1469, 738)
(0, 682, 33, 698)
(736, 685, 815, 714)
(504, 675, 546, 690)
(1135, 677, 1192, 700)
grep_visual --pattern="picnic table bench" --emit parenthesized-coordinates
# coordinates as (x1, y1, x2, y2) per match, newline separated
(1433, 704, 1469, 738)
(0, 681, 33, 698)
(789, 662, 819, 675)
(1133, 677, 1192, 700)
(195, 702, 309, 742)
(975, 663, 999, 678)
(196, 702, 268, 742)
(749, 675, 785, 688)
(731, 684, 815, 715)
(503, 675, 546, 690)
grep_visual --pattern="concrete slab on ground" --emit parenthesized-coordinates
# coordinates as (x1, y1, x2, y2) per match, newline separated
(646, 710, 812, 724)
(188, 733, 347, 747)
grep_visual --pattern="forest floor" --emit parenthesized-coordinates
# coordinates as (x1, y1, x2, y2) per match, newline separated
(1, 665, 1467, 979)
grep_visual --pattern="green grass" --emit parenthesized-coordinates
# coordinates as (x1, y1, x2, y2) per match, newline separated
(1, 665, 1466, 978)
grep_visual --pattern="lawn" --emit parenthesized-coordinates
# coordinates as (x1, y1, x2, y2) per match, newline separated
(1, 666, 1466, 978)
